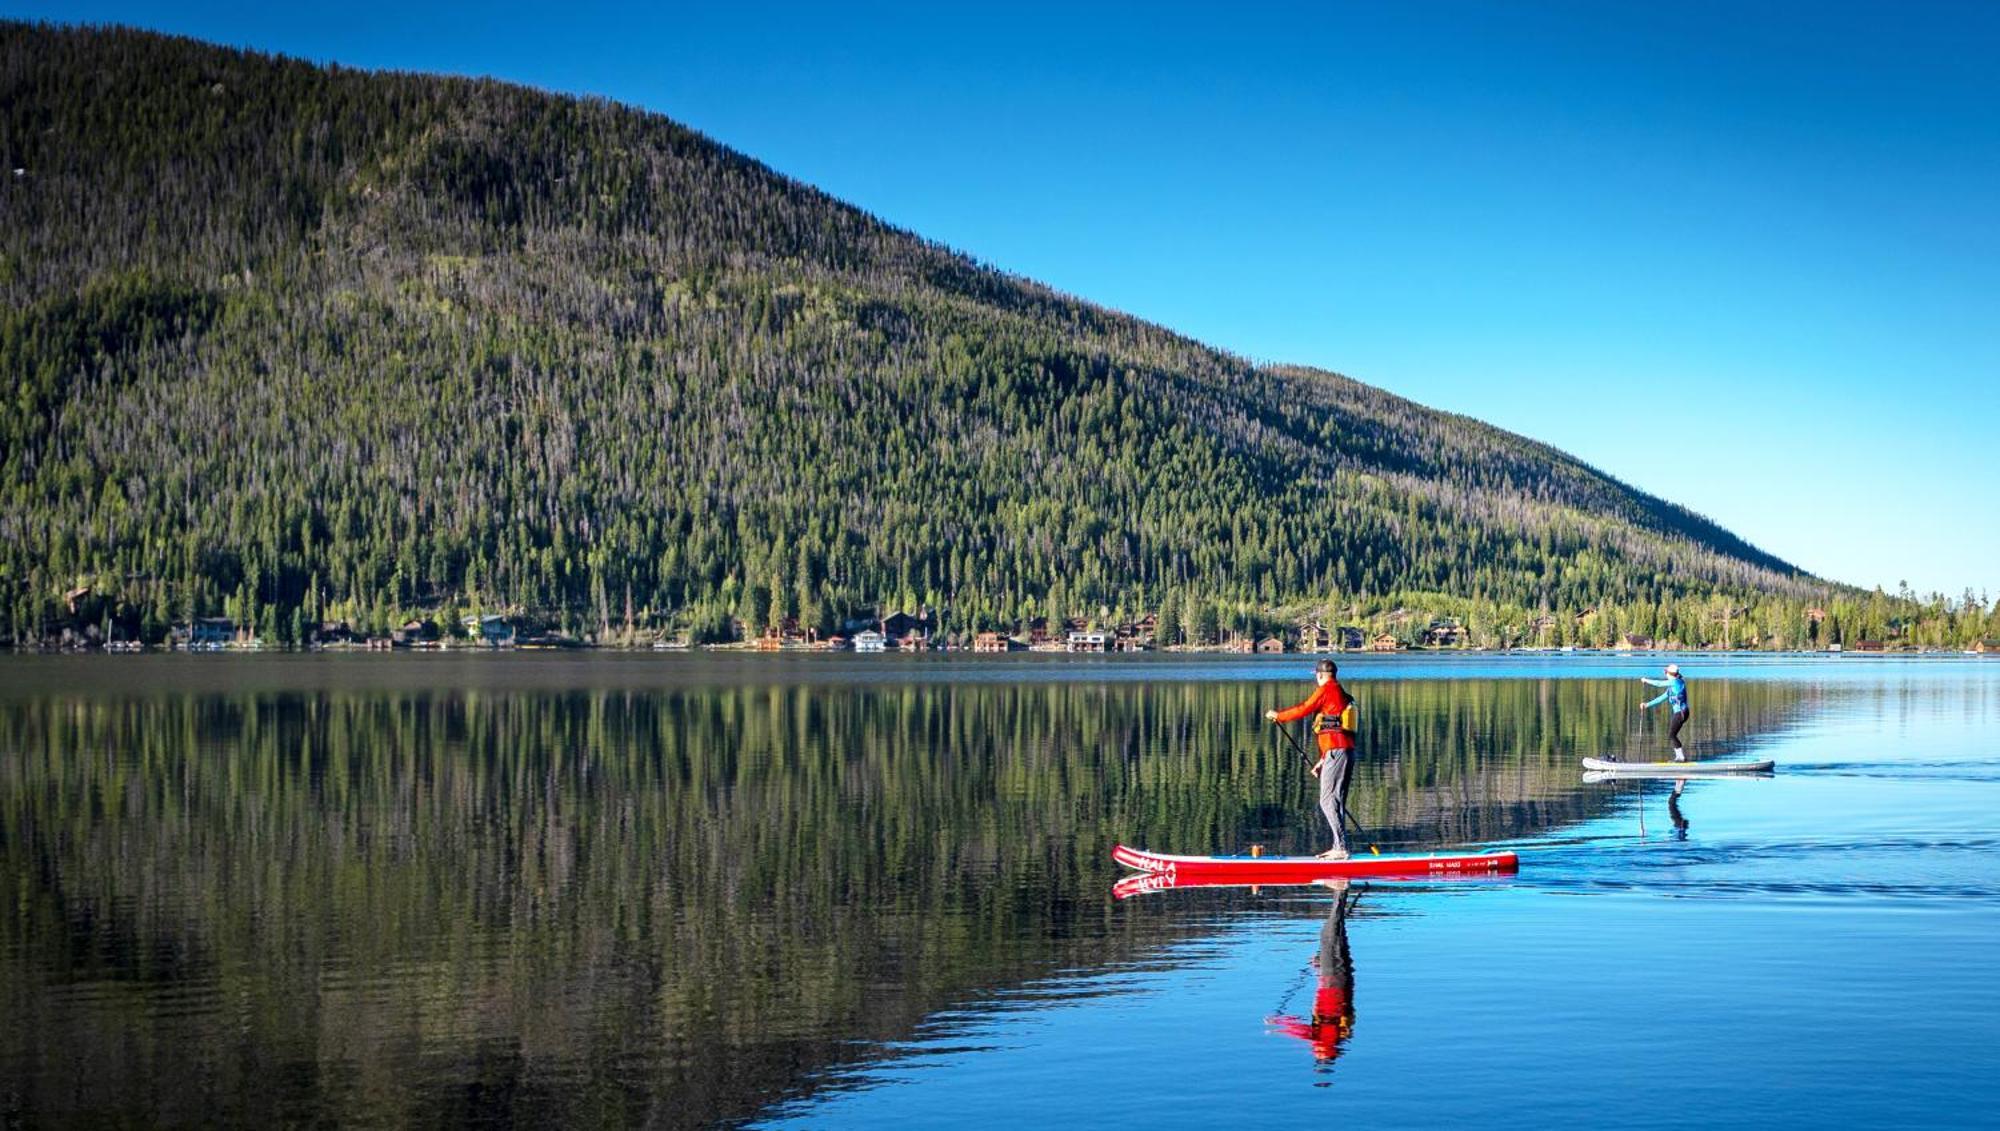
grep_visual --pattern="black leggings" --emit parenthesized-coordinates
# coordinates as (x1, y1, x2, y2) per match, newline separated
(1669, 709, 1689, 747)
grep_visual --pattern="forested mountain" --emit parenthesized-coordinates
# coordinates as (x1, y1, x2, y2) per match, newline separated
(2, 23, 1986, 648)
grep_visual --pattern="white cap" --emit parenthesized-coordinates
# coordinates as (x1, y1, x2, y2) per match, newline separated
(1665, 663, 1681, 675)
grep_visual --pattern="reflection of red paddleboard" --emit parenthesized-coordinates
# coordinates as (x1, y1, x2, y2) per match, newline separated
(1111, 844, 1519, 888)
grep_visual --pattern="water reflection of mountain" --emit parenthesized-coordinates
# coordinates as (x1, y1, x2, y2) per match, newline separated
(0, 669, 1811, 1126)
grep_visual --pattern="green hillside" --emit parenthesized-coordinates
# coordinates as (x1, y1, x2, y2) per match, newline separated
(6, 23, 1983, 648)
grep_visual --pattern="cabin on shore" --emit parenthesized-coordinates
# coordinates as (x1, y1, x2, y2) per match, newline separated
(853, 630, 886, 653)
(1066, 630, 1107, 653)
(1851, 640, 1886, 653)
(1256, 636, 1286, 654)
(1297, 621, 1365, 651)
(1112, 615, 1156, 651)
(1620, 633, 1654, 650)
(463, 614, 516, 647)
(973, 631, 1017, 653)
(1370, 632, 1405, 652)
(311, 621, 359, 647)
(1973, 639, 2000, 655)
(759, 617, 819, 648)
(173, 617, 235, 648)
(880, 610, 930, 650)
(1423, 620, 1468, 647)
(394, 619, 441, 645)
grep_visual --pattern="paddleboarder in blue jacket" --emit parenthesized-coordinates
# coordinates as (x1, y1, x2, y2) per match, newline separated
(1639, 663, 1690, 760)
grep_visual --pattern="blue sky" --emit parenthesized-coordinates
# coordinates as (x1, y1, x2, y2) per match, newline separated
(13, 1, 1998, 599)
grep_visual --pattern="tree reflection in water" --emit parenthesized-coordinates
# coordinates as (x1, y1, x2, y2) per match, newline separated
(0, 664, 1811, 1126)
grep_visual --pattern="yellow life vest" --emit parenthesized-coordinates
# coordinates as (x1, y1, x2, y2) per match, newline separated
(1315, 699, 1359, 733)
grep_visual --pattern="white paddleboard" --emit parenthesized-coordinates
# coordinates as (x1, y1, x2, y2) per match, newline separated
(1581, 756, 1774, 774)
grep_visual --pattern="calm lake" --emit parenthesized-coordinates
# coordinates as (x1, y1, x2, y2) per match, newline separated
(3, 653, 1997, 1127)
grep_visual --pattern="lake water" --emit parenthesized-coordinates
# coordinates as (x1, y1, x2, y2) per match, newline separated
(2, 653, 1996, 1127)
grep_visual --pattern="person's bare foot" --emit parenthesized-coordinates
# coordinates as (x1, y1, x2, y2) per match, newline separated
(1317, 847, 1350, 860)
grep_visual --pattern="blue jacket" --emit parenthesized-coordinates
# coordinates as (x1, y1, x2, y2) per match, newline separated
(1642, 675, 1688, 713)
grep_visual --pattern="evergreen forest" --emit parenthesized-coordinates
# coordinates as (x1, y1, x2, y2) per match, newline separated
(3, 24, 1993, 648)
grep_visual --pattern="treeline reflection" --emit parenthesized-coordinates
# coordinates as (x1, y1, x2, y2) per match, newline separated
(0, 675, 1810, 1125)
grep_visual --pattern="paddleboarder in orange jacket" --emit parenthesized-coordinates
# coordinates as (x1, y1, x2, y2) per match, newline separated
(1266, 659, 1358, 859)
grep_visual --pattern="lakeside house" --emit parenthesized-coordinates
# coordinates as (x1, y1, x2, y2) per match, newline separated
(880, 610, 931, 650)
(1852, 640, 1886, 653)
(1370, 632, 1405, 652)
(1423, 619, 1468, 647)
(758, 616, 820, 649)
(853, 630, 886, 653)
(310, 621, 359, 647)
(1256, 636, 1286, 654)
(1973, 639, 2000, 655)
(974, 631, 1021, 653)
(1066, 630, 1107, 653)
(1296, 621, 1364, 651)
(173, 617, 235, 649)
(463, 614, 516, 647)
(394, 619, 441, 646)
(1620, 633, 1654, 650)
(1112, 615, 1156, 651)
(192, 617, 234, 646)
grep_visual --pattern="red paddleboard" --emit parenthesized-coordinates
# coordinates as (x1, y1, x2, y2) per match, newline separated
(1111, 843, 1519, 886)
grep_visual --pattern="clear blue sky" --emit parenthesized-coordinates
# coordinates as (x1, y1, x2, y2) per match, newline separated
(13, 1, 1998, 600)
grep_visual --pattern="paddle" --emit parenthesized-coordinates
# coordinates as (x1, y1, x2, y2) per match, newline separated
(1275, 721, 1380, 855)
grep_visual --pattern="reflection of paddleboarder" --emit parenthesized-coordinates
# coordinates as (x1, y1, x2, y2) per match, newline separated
(1639, 663, 1691, 761)
(1268, 880, 1358, 1063)
(1635, 778, 1691, 840)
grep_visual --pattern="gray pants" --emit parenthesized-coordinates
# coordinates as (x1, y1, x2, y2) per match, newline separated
(1318, 749, 1353, 852)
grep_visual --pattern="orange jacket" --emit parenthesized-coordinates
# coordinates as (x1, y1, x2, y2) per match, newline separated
(1275, 680, 1355, 751)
